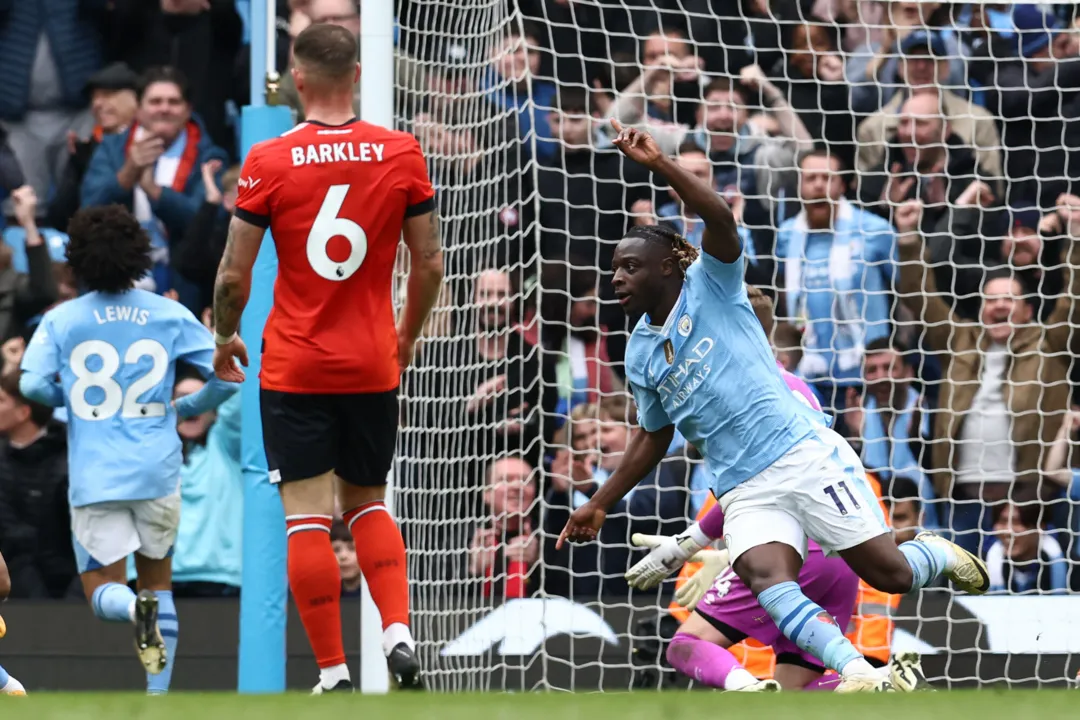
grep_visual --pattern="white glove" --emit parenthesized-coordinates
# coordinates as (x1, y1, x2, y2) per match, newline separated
(625, 526, 710, 590)
(673, 548, 731, 611)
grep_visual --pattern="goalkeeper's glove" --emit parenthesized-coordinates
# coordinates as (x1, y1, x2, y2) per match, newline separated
(625, 524, 711, 590)
(673, 548, 731, 612)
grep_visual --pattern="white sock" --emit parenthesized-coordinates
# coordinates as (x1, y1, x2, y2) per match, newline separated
(382, 622, 415, 656)
(723, 667, 760, 691)
(839, 657, 878, 678)
(319, 663, 350, 688)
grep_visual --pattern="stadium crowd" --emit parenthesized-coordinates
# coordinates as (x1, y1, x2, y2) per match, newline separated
(2, 0, 1080, 619)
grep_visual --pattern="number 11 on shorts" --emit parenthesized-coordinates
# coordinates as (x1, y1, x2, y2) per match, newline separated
(824, 480, 861, 516)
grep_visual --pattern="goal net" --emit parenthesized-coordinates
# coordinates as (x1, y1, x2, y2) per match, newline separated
(393, 0, 1080, 691)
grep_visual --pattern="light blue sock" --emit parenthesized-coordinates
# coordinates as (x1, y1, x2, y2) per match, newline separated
(758, 581, 863, 674)
(900, 540, 949, 590)
(91, 582, 136, 622)
(147, 590, 178, 695)
(0, 662, 10, 687)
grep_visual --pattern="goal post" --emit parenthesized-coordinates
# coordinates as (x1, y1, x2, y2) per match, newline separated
(237, 0, 290, 695)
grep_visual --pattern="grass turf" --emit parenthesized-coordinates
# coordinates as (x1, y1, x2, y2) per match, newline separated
(5, 690, 1078, 720)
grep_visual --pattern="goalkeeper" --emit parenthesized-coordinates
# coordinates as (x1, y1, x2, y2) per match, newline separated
(630, 290, 926, 692)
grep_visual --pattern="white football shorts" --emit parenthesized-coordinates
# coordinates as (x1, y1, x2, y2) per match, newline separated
(71, 494, 181, 574)
(719, 425, 889, 563)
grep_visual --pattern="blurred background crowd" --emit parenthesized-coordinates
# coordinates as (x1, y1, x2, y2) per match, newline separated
(2, 0, 1080, 619)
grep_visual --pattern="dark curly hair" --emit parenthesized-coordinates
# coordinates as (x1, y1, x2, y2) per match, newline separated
(624, 224, 699, 276)
(65, 205, 153, 294)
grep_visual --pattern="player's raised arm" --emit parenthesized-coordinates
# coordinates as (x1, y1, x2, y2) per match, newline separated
(398, 207, 444, 371)
(211, 214, 265, 382)
(610, 119, 740, 263)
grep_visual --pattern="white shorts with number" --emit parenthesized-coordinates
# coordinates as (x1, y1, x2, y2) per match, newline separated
(719, 425, 889, 563)
(71, 494, 181, 574)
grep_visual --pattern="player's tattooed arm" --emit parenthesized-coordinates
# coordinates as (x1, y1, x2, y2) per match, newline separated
(213, 215, 265, 339)
(399, 208, 445, 342)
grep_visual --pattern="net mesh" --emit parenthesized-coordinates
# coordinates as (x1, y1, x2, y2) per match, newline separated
(393, 0, 1080, 691)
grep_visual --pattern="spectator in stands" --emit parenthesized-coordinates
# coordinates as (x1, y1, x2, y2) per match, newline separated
(885, 476, 923, 544)
(281, 0, 428, 123)
(527, 266, 618, 422)
(929, 195, 1065, 322)
(400, 268, 547, 580)
(0, 0, 103, 218)
(600, 27, 704, 129)
(1044, 405, 1080, 575)
(0, 371, 75, 599)
(484, 22, 557, 161)
(986, 495, 1068, 594)
(542, 398, 692, 598)
(468, 455, 538, 599)
(895, 198, 1080, 554)
(856, 32, 1002, 184)
(105, 0, 243, 158)
(847, 5, 967, 116)
(771, 20, 857, 172)
(603, 75, 806, 260)
(46, 63, 140, 233)
(775, 149, 895, 415)
(173, 160, 238, 303)
(967, 4, 1080, 208)
(80, 66, 228, 310)
(1, 187, 59, 342)
(536, 87, 651, 270)
(859, 93, 993, 232)
(843, 337, 939, 529)
(168, 367, 242, 599)
(333, 521, 364, 599)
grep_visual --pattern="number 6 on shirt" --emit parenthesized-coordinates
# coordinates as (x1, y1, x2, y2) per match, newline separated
(307, 184, 368, 281)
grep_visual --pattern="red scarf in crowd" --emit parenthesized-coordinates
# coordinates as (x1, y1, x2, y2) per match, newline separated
(123, 119, 203, 191)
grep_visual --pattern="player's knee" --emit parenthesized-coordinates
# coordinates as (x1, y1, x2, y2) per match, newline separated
(0, 570, 10, 600)
(736, 556, 797, 598)
(339, 482, 386, 510)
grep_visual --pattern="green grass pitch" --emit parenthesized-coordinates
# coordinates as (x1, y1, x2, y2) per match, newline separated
(5, 690, 1079, 720)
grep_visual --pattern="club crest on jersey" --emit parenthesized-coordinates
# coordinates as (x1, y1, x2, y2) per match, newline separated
(664, 340, 674, 364)
(677, 315, 692, 337)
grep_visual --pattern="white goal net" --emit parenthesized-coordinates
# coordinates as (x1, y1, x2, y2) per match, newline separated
(393, 0, 1080, 691)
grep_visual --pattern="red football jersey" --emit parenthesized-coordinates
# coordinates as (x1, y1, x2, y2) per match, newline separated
(234, 119, 435, 393)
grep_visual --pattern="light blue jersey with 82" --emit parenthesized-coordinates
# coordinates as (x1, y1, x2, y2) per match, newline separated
(21, 290, 216, 508)
(624, 252, 827, 498)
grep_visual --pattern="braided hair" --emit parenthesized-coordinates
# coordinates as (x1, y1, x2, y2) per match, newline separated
(624, 224, 699, 276)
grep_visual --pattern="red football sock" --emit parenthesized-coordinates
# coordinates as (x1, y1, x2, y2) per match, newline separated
(286, 515, 345, 668)
(343, 501, 409, 628)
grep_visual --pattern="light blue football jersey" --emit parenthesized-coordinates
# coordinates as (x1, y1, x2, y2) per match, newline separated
(624, 252, 827, 498)
(21, 290, 217, 508)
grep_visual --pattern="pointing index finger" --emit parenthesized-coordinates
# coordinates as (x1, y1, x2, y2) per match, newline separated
(610, 118, 623, 134)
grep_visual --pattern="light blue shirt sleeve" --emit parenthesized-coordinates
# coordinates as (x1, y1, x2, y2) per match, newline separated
(172, 307, 216, 379)
(19, 313, 65, 407)
(629, 381, 671, 433)
(695, 250, 745, 299)
(175, 376, 241, 418)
